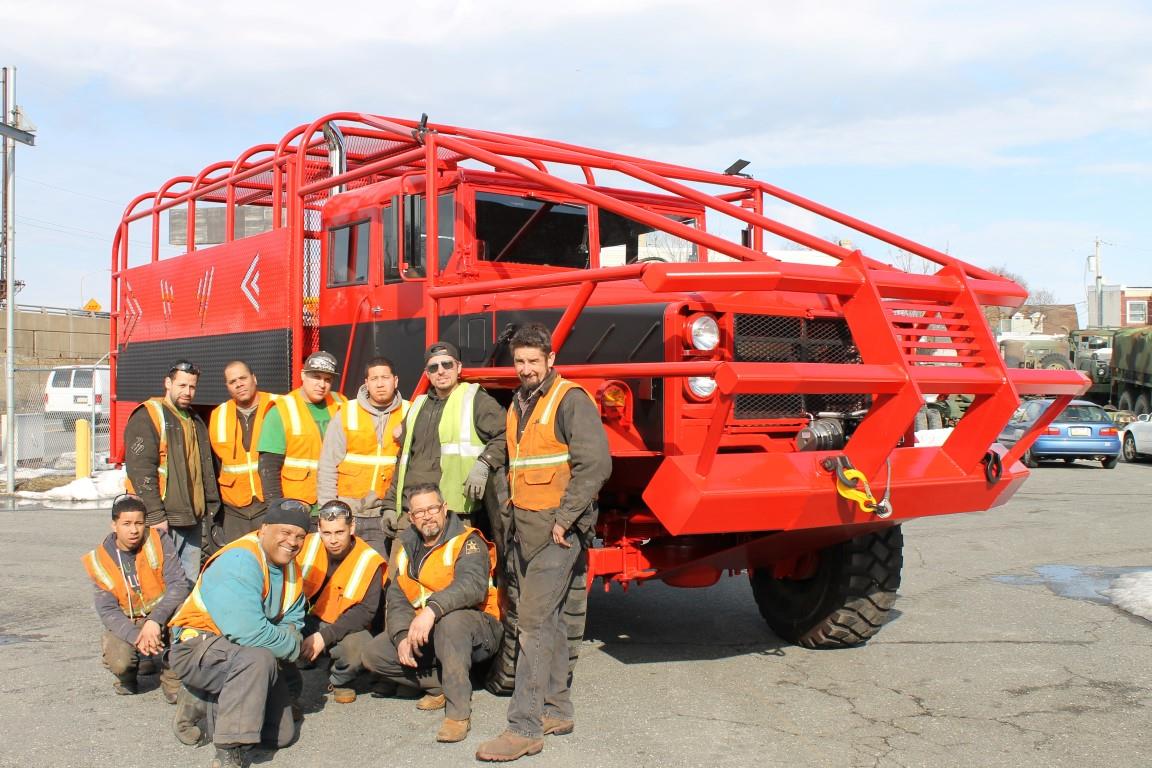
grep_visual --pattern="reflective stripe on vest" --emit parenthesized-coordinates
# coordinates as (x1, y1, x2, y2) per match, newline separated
(393, 384, 483, 515)
(296, 534, 386, 624)
(82, 529, 167, 618)
(336, 399, 408, 499)
(394, 527, 500, 620)
(210, 392, 277, 507)
(169, 532, 302, 635)
(507, 377, 583, 512)
(275, 389, 345, 504)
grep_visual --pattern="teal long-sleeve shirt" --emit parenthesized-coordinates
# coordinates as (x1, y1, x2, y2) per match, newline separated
(197, 548, 305, 660)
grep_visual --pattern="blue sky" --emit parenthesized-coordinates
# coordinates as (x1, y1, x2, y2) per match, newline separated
(4, 0, 1151, 319)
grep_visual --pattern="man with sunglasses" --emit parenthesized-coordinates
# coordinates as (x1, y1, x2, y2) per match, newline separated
(362, 483, 502, 744)
(257, 351, 348, 521)
(168, 498, 310, 768)
(316, 356, 408, 556)
(383, 342, 506, 540)
(125, 359, 221, 582)
(82, 493, 190, 700)
(208, 361, 279, 547)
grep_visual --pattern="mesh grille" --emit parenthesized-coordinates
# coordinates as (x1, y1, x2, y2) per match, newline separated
(734, 314, 858, 364)
(732, 314, 867, 419)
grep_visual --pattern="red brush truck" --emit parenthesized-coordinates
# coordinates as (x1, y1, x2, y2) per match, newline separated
(110, 112, 1086, 653)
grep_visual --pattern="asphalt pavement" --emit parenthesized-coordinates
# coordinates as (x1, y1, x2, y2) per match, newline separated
(2, 459, 1150, 768)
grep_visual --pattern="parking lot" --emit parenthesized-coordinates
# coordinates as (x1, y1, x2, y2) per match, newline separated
(1, 460, 1150, 768)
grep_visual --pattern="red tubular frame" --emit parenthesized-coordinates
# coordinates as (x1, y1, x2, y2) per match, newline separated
(109, 112, 1085, 580)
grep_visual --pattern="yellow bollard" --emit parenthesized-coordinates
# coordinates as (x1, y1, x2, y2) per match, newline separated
(75, 419, 92, 479)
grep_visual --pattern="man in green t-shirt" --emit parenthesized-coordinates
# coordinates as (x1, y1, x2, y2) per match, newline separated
(257, 351, 347, 519)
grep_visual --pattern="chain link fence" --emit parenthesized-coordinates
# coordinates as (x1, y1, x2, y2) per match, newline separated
(2, 363, 110, 480)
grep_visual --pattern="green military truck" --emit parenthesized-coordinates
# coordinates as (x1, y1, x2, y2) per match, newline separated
(1069, 328, 1116, 406)
(1110, 326, 1152, 414)
(998, 336, 1073, 371)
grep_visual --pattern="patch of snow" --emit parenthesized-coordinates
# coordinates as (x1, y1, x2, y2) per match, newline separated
(914, 427, 953, 446)
(16, 468, 126, 502)
(1106, 571, 1152, 623)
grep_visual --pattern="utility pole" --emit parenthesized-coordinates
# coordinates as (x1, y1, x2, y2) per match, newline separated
(1, 67, 36, 495)
(1094, 237, 1103, 327)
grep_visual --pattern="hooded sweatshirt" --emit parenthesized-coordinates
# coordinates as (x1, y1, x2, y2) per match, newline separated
(316, 385, 404, 512)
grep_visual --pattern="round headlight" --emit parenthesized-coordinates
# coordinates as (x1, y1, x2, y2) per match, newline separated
(689, 315, 720, 351)
(687, 376, 717, 399)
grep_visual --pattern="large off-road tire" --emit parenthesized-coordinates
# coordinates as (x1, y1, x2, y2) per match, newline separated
(484, 552, 588, 696)
(1135, 394, 1151, 417)
(926, 407, 944, 430)
(1118, 390, 1135, 413)
(1038, 353, 1073, 370)
(749, 527, 903, 648)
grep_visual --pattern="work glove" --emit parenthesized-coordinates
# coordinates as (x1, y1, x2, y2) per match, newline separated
(464, 460, 490, 500)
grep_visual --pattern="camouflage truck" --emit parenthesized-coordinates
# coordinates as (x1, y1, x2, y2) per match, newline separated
(1069, 328, 1116, 405)
(1110, 326, 1152, 414)
(999, 336, 1073, 371)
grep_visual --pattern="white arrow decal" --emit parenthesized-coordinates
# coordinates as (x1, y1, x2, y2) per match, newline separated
(242, 254, 261, 312)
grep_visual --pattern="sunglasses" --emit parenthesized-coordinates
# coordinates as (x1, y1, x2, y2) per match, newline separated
(425, 360, 457, 374)
(275, 499, 312, 516)
(168, 360, 201, 377)
(317, 502, 353, 521)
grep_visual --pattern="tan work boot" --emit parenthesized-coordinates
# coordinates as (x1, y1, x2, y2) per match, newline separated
(416, 693, 446, 711)
(436, 717, 470, 743)
(542, 716, 574, 736)
(475, 730, 544, 762)
(172, 686, 206, 746)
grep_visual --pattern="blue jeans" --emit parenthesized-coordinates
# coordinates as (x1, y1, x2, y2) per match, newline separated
(169, 523, 203, 583)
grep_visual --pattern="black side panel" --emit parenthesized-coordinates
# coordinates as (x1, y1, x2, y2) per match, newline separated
(319, 318, 428, 399)
(492, 304, 666, 366)
(116, 328, 293, 404)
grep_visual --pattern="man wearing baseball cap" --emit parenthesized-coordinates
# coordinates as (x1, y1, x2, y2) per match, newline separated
(382, 342, 506, 539)
(167, 498, 310, 768)
(258, 351, 348, 520)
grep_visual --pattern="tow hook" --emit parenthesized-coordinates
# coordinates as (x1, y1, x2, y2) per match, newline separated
(823, 455, 892, 519)
(982, 451, 1003, 485)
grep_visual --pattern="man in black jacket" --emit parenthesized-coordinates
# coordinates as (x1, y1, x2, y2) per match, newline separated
(362, 483, 502, 744)
(124, 360, 221, 582)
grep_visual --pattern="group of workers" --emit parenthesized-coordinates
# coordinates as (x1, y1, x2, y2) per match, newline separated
(82, 324, 612, 768)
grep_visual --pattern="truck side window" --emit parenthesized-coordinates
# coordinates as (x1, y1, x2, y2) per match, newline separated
(383, 201, 400, 283)
(599, 210, 699, 267)
(327, 220, 370, 287)
(402, 193, 455, 278)
(475, 192, 588, 269)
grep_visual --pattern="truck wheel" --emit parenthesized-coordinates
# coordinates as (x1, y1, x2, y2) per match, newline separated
(1135, 395, 1151, 417)
(484, 556, 588, 696)
(1102, 455, 1119, 469)
(1022, 449, 1039, 468)
(1038, 353, 1072, 370)
(914, 407, 928, 431)
(926, 407, 944, 430)
(749, 527, 903, 648)
(1118, 390, 1135, 412)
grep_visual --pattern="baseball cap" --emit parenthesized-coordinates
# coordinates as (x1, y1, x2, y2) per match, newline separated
(424, 341, 460, 363)
(303, 351, 338, 376)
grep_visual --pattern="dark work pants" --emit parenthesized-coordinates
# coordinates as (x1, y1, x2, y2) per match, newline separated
(352, 515, 389, 559)
(168, 634, 296, 749)
(222, 502, 266, 545)
(506, 531, 586, 738)
(101, 626, 180, 697)
(362, 610, 501, 720)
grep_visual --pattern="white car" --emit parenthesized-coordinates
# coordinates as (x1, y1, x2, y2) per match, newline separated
(1121, 414, 1152, 462)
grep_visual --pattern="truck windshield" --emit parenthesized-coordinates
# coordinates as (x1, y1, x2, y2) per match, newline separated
(476, 192, 589, 268)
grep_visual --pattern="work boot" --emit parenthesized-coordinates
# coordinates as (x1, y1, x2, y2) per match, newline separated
(138, 657, 158, 676)
(328, 683, 356, 704)
(173, 686, 207, 746)
(436, 717, 470, 743)
(209, 745, 251, 768)
(475, 730, 544, 762)
(112, 675, 137, 695)
(416, 693, 446, 711)
(542, 716, 574, 736)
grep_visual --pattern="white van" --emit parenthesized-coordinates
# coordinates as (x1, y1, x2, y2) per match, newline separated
(44, 365, 110, 426)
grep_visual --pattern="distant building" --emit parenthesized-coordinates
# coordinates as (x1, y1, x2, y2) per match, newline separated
(1086, 283, 1151, 327)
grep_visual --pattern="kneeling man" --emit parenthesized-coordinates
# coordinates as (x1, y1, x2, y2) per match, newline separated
(296, 499, 386, 703)
(362, 483, 502, 743)
(168, 499, 309, 768)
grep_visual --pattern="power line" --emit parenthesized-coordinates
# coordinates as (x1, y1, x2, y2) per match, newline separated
(16, 175, 123, 206)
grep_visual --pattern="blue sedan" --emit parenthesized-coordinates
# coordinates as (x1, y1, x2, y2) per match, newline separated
(997, 399, 1121, 469)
